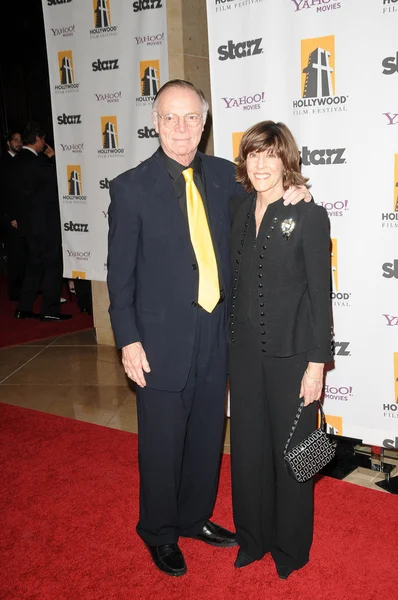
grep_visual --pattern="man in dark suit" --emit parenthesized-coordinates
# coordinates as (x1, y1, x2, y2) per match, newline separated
(14, 122, 71, 321)
(0, 131, 27, 300)
(107, 80, 310, 576)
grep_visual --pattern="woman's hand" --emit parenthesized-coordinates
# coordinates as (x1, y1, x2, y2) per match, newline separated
(300, 363, 324, 406)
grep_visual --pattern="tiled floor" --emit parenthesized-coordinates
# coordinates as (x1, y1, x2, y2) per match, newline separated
(1, 329, 397, 492)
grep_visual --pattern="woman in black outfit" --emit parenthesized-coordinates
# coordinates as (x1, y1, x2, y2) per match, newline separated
(229, 121, 333, 579)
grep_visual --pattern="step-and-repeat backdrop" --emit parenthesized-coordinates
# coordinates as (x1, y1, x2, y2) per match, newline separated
(41, 0, 168, 282)
(207, 0, 398, 447)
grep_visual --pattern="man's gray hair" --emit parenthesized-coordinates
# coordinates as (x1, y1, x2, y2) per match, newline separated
(152, 79, 209, 118)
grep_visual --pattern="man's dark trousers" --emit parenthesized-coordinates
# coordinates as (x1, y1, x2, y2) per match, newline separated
(136, 302, 227, 546)
(18, 231, 63, 315)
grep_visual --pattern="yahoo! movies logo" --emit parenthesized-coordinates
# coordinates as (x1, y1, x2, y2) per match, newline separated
(51, 25, 75, 37)
(383, 314, 398, 327)
(221, 91, 265, 112)
(293, 35, 348, 116)
(91, 0, 118, 38)
(290, 0, 343, 13)
(324, 384, 353, 402)
(383, 112, 398, 126)
(60, 142, 84, 154)
(66, 250, 91, 262)
(135, 33, 164, 47)
(331, 238, 351, 307)
(63, 165, 87, 203)
(381, 154, 398, 227)
(317, 199, 349, 217)
(98, 116, 125, 157)
(136, 60, 160, 106)
(55, 51, 79, 93)
(95, 90, 122, 104)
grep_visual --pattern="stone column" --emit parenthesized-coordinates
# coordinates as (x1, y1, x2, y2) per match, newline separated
(92, 0, 212, 345)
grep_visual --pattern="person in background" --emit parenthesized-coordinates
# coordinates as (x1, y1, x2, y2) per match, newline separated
(0, 131, 27, 300)
(107, 80, 311, 577)
(228, 121, 333, 578)
(13, 122, 71, 321)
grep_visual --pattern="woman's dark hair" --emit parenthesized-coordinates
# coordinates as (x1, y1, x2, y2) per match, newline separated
(236, 120, 308, 192)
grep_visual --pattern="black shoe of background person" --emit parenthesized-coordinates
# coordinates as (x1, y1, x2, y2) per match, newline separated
(276, 564, 299, 580)
(14, 310, 40, 319)
(234, 548, 257, 569)
(185, 520, 237, 547)
(40, 313, 72, 322)
(145, 543, 187, 577)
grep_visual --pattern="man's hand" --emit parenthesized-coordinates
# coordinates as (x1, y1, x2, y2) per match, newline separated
(11, 220, 18, 229)
(122, 342, 151, 388)
(44, 143, 55, 159)
(283, 185, 311, 206)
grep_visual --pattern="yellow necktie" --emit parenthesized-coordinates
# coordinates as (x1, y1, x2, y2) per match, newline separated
(182, 167, 220, 313)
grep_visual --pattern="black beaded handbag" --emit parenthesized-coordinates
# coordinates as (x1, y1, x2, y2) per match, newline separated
(284, 400, 336, 483)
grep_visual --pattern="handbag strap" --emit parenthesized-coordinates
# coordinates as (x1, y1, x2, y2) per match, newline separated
(283, 400, 326, 457)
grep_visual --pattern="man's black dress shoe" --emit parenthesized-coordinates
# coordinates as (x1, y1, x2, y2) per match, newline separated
(40, 313, 72, 322)
(234, 548, 257, 568)
(14, 310, 39, 319)
(145, 543, 187, 577)
(276, 565, 295, 580)
(187, 521, 237, 547)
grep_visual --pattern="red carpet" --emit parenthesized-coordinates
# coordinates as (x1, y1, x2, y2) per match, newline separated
(1, 404, 397, 600)
(0, 274, 93, 348)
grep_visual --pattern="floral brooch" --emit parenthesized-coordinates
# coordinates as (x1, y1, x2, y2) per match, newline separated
(281, 218, 296, 240)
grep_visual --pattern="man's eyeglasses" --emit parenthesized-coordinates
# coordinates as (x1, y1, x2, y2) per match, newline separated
(154, 112, 203, 129)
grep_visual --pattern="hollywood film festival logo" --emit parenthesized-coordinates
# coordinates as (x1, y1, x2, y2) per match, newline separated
(381, 154, 398, 227)
(136, 60, 160, 106)
(221, 91, 265, 112)
(90, 0, 118, 39)
(232, 132, 244, 163)
(331, 238, 351, 307)
(214, 0, 265, 13)
(290, 0, 343, 13)
(293, 35, 348, 116)
(381, 354, 398, 431)
(382, 0, 398, 14)
(98, 116, 125, 158)
(62, 165, 87, 203)
(55, 51, 79, 94)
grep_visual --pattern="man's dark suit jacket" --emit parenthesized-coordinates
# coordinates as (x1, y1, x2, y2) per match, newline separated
(107, 148, 239, 391)
(229, 193, 333, 363)
(13, 149, 60, 240)
(0, 152, 17, 233)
